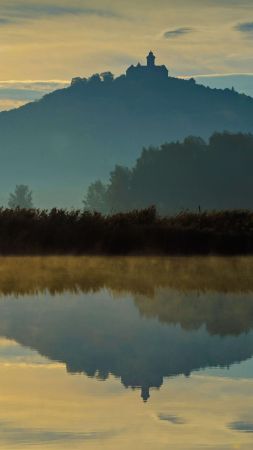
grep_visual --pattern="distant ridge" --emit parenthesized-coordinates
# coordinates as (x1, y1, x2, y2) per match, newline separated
(0, 51, 253, 207)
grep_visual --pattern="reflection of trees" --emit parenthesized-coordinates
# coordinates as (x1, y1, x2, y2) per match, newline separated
(0, 256, 253, 336)
(134, 291, 253, 336)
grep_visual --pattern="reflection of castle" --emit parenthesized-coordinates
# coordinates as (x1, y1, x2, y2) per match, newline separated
(126, 51, 169, 80)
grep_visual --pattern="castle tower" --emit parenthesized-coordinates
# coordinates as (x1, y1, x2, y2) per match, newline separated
(147, 51, 155, 68)
(141, 386, 150, 402)
(126, 51, 168, 80)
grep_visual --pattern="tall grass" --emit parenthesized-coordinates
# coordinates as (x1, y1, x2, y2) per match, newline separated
(0, 206, 253, 255)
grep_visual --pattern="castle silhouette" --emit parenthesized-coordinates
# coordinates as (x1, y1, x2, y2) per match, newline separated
(126, 51, 169, 80)
(71, 51, 169, 86)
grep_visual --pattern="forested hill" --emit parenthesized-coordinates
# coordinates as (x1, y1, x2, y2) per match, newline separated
(1, 73, 253, 207)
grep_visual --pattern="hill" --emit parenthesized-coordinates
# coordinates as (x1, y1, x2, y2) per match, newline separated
(1, 52, 253, 207)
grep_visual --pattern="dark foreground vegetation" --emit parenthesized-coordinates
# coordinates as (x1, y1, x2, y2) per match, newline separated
(1, 207, 253, 255)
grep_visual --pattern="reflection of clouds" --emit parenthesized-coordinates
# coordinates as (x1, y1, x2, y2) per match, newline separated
(158, 414, 185, 424)
(1, 363, 253, 450)
(0, 337, 53, 366)
(0, 422, 114, 444)
(235, 22, 253, 34)
(229, 421, 253, 433)
(0, 338, 17, 347)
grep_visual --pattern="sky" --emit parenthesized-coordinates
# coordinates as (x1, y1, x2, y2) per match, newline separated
(0, 0, 253, 109)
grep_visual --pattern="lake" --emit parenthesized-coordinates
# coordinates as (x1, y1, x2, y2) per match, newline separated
(0, 256, 253, 449)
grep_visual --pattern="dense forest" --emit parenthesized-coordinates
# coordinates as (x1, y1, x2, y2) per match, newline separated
(84, 132, 253, 213)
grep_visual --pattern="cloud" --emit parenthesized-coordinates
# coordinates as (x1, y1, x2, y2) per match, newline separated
(235, 22, 253, 33)
(204, 0, 253, 5)
(16, 5, 120, 19)
(0, 3, 122, 24)
(163, 27, 193, 39)
(0, 80, 68, 111)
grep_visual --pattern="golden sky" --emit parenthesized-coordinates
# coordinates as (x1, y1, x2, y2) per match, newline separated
(0, 0, 252, 109)
(0, 0, 252, 78)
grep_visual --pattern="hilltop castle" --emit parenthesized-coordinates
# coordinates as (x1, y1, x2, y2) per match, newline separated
(126, 51, 169, 80)
(71, 51, 169, 87)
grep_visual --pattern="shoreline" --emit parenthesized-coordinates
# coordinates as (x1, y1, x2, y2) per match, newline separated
(0, 207, 253, 255)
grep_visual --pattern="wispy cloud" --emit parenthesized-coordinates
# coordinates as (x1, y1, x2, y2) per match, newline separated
(163, 27, 193, 39)
(235, 21, 253, 33)
(14, 5, 120, 19)
(0, 2, 122, 24)
(0, 80, 68, 111)
(0, 17, 13, 25)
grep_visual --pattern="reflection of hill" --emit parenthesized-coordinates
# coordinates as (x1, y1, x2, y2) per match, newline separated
(0, 291, 253, 399)
(0, 292, 253, 401)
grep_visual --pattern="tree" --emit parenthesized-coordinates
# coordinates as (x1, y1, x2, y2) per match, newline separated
(107, 165, 132, 211)
(71, 77, 87, 87)
(83, 180, 108, 213)
(88, 74, 101, 84)
(8, 185, 34, 209)
(100, 72, 114, 83)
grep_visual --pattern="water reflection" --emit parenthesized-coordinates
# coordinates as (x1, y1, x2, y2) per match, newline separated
(0, 257, 252, 402)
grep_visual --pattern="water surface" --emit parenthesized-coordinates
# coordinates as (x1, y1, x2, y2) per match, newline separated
(0, 256, 253, 449)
